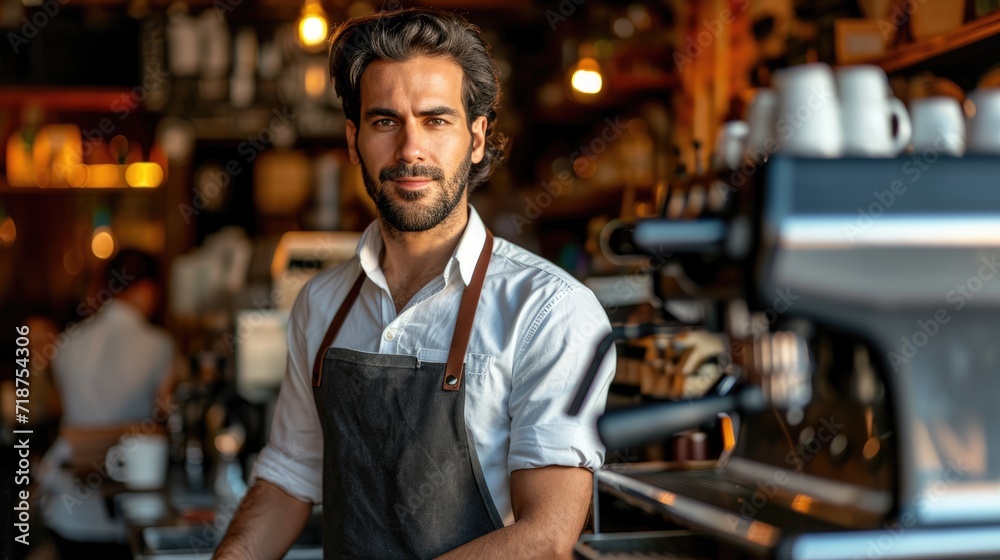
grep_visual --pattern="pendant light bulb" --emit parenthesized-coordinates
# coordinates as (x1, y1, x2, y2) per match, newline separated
(298, 0, 329, 51)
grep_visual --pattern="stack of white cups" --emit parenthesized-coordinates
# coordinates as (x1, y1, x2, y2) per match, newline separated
(714, 62, 1000, 167)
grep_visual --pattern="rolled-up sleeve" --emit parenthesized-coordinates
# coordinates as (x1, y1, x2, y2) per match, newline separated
(508, 285, 616, 474)
(250, 286, 324, 504)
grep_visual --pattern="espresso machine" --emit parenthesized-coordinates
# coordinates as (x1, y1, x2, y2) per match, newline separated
(571, 155, 1000, 559)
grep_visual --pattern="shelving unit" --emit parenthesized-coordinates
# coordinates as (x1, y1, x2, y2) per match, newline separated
(0, 87, 138, 112)
(0, 184, 158, 196)
(871, 9, 1000, 88)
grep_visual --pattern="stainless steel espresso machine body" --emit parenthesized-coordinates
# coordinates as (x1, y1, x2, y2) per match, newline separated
(573, 156, 1000, 559)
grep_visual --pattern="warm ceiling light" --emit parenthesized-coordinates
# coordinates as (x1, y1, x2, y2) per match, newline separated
(570, 58, 603, 95)
(91, 227, 116, 259)
(299, 15, 327, 47)
(298, 0, 329, 51)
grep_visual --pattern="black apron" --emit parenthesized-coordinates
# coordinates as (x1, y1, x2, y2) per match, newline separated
(311, 230, 503, 559)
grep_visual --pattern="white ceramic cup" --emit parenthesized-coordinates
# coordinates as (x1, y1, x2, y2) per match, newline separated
(967, 88, 1000, 154)
(773, 63, 843, 157)
(713, 120, 749, 170)
(745, 88, 779, 159)
(910, 96, 965, 156)
(836, 65, 912, 157)
(105, 434, 169, 490)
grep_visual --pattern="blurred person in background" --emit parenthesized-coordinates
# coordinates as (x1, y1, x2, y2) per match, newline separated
(36, 248, 179, 559)
(51, 248, 175, 427)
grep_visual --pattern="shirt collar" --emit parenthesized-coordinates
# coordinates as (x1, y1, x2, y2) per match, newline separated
(448, 204, 488, 287)
(101, 299, 146, 325)
(355, 204, 488, 289)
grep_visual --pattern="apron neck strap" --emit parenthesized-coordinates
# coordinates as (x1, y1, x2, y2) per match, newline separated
(442, 229, 493, 392)
(313, 270, 367, 387)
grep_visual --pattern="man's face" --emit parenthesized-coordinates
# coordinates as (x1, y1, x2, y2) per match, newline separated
(346, 55, 487, 233)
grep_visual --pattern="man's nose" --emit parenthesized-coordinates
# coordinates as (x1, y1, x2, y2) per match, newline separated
(395, 121, 427, 165)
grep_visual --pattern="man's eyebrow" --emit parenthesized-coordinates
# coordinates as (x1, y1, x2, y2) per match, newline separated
(418, 106, 461, 118)
(363, 107, 400, 120)
(362, 106, 461, 120)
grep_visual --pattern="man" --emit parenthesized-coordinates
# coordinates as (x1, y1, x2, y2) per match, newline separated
(215, 8, 616, 560)
(39, 249, 176, 558)
(51, 249, 175, 427)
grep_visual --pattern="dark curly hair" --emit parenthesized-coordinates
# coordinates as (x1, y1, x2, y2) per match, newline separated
(328, 7, 509, 192)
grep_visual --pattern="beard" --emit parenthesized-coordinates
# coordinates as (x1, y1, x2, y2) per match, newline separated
(360, 144, 473, 234)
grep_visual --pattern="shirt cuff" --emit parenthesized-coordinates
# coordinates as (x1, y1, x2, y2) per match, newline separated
(250, 445, 323, 504)
(508, 423, 606, 475)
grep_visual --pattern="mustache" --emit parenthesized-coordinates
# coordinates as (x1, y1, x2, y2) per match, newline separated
(379, 164, 445, 182)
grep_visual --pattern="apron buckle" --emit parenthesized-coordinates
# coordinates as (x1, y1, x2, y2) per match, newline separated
(442, 364, 465, 392)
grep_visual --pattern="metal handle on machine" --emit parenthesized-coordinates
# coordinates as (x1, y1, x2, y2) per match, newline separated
(631, 219, 727, 255)
(597, 386, 766, 451)
(602, 219, 728, 258)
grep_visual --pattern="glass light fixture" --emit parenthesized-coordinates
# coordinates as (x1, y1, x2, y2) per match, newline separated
(298, 0, 329, 52)
(569, 57, 603, 96)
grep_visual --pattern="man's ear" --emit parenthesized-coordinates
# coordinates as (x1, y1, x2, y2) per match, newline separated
(346, 120, 359, 165)
(470, 115, 487, 164)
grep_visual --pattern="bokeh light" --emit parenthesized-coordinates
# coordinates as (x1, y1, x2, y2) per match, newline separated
(125, 162, 165, 188)
(63, 248, 85, 275)
(0, 216, 16, 246)
(91, 226, 117, 259)
(613, 18, 635, 38)
(571, 58, 603, 95)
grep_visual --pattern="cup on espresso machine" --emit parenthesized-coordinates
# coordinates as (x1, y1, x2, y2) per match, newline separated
(836, 64, 912, 157)
(773, 63, 843, 157)
(910, 96, 966, 156)
(966, 88, 1000, 154)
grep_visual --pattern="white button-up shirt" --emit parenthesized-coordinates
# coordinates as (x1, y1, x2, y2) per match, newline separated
(252, 205, 616, 525)
(53, 300, 174, 425)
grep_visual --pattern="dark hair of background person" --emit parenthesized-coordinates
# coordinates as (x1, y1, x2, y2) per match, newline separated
(327, 7, 510, 192)
(104, 248, 166, 325)
(104, 248, 159, 290)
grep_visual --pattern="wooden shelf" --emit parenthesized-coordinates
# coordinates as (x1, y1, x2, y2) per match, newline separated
(0, 187, 156, 195)
(872, 10, 1000, 80)
(0, 87, 137, 112)
(0, 179, 158, 195)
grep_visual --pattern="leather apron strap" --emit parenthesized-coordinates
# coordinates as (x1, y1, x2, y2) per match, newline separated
(312, 228, 494, 390)
(443, 229, 493, 392)
(312, 271, 366, 387)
